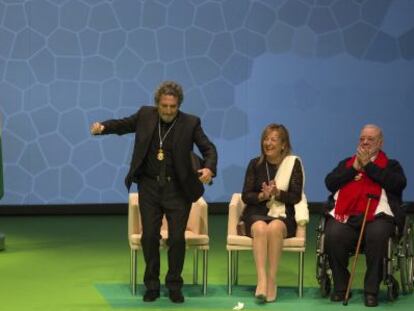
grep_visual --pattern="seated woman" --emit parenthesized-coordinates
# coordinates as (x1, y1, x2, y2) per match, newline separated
(241, 123, 308, 303)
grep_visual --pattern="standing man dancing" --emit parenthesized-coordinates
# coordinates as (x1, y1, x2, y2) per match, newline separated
(90, 81, 217, 303)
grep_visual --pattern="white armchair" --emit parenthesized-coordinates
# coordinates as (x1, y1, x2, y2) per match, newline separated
(128, 192, 209, 295)
(226, 193, 306, 296)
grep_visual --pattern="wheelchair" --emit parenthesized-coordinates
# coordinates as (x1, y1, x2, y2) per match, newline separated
(315, 211, 414, 301)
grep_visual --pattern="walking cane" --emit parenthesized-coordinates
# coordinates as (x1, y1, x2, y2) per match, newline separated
(343, 194, 378, 306)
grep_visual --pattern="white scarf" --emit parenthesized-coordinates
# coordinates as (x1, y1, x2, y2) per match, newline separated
(266, 155, 309, 224)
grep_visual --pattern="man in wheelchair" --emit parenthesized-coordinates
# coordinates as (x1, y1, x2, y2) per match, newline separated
(320, 124, 408, 307)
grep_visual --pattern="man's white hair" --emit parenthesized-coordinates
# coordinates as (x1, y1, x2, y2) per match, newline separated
(362, 124, 383, 140)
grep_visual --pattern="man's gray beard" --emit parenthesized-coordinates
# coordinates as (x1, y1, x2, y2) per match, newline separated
(160, 115, 175, 123)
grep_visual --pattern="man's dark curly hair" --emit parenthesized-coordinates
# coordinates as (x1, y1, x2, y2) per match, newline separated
(154, 81, 184, 106)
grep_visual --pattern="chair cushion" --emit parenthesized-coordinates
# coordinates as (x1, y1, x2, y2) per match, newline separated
(131, 231, 208, 245)
(227, 234, 305, 248)
(160, 230, 209, 246)
(129, 233, 141, 245)
(184, 232, 209, 245)
(283, 237, 305, 248)
(129, 234, 167, 248)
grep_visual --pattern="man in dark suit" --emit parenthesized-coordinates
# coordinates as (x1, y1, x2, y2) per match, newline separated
(324, 124, 406, 307)
(90, 81, 217, 303)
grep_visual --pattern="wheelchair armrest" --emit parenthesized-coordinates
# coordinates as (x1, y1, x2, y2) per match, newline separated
(402, 216, 413, 238)
(316, 215, 327, 234)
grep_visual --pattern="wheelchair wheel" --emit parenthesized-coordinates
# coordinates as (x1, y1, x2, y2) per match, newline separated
(316, 254, 331, 297)
(386, 275, 399, 301)
(399, 256, 411, 294)
(315, 216, 331, 297)
(400, 218, 414, 294)
(399, 247, 413, 294)
(319, 274, 331, 297)
(406, 223, 414, 293)
(407, 255, 414, 293)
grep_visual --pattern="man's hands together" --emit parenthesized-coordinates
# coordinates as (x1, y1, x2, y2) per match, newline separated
(352, 146, 375, 180)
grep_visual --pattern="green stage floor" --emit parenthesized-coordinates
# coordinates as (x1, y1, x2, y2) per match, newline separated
(0, 214, 413, 311)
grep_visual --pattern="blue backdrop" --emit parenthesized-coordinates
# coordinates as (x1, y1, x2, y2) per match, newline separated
(0, 0, 413, 205)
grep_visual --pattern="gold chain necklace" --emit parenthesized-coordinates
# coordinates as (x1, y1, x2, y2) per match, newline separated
(157, 118, 177, 161)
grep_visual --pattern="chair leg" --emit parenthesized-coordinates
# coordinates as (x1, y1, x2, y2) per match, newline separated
(130, 249, 137, 295)
(202, 249, 208, 295)
(234, 251, 239, 285)
(193, 249, 199, 285)
(228, 251, 233, 295)
(298, 251, 304, 297)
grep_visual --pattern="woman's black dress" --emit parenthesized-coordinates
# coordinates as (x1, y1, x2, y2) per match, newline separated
(241, 157, 303, 238)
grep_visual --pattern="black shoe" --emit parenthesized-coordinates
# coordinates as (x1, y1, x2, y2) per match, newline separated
(169, 289, 184, 303)
(330, 291, 352, 302)
(364, 294, 378, 307)
(143, 289, 160, 302)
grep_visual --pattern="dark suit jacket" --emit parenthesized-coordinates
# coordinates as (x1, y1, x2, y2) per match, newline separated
(100, 106, 217, 202)
(325, 155, 407, 229)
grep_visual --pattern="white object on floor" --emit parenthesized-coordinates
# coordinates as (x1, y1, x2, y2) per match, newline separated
(233, 302, 244, 310)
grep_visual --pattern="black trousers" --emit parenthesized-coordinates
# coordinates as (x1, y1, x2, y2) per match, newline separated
(325, 215, 395, 295)
(138, 176, 191, 291)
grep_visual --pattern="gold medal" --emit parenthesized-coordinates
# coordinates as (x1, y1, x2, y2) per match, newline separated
(157, 148, 164, 161)
(157, 117, 177, 162)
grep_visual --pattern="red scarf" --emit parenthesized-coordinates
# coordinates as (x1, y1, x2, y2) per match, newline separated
(334, 151, 388, 222)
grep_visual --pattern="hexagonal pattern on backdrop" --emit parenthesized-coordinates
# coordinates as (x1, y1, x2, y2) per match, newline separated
(1, 0, 413, 204)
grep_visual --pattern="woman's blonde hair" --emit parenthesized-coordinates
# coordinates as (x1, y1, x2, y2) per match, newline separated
(258, 123, 292, 165)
